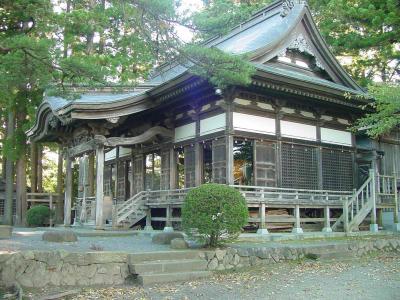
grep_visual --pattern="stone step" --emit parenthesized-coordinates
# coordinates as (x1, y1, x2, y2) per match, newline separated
(138, 271, 211, 286)
(129, 259, 207, 274)
(317, 251, 357, 260)
(128, 251, 201, 264)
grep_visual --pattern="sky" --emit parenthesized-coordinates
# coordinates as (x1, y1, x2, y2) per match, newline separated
(175, 0, 204, 42)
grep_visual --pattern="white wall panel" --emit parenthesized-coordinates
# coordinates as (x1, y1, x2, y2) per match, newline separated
(200, 113, 226, 136)
(233, 112, 276, 135)
(321, 128, 352, 146)
(174, 122, 196, 142)
(281, 120, 317, 141)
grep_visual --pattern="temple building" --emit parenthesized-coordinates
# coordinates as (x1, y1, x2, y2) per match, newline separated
(27, 0, 399, 233)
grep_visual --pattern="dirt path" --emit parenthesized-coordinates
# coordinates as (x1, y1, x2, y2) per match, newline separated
(26, 253, 400, 300)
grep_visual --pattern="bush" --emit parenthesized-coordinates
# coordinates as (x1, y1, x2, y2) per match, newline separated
(181, 184, 248, 248)
(27, 205, 52, 227)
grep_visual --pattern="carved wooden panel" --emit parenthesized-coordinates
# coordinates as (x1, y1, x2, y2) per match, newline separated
(254, 141, 276, 187)
(133, 155, 144, 194)
(212, 138, 227, 184)
(184, 145, 196, 188)
(160, 150, 170, 190)
(281, 143, 318, 189)
(322, 149, 353, 191)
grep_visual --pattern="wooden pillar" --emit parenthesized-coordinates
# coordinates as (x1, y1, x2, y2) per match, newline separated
(114, 146, 119, 200)
(37, 144, 43, 193)
(88, 153, 95, 196)
(226, 135, 234, 186)
(316, 123, 323, 190)
(322, 206, 332, 233)
(292, 205, 303, 234)
(30, 142, 38, 193)
(370, 168, 378, 232)
(194, 143, 202, 186)
(393, 171, 399, 231)
(124, 160, 129, 199)
(257, 203, 268, 234)
(169, 148, 177, 190)
(145, 208, 153, 230)
(95, 143, 105, 230)
(164, 205, 173, 232)
(55, 146, 64, 224)
(64, 156, 72, 226)
(130, 153, 135, 197)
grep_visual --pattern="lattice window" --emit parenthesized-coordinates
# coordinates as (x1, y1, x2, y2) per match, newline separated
(0, 199, 16, 216)
(212, 138, 227, 184)
(104, 165, 112, 196)
(117, 161, 126, 199)
(281, 143, 318, 189)
(322, 148, 353, 191)
(184, 146, 196, 188)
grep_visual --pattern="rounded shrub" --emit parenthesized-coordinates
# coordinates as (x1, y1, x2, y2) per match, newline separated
(26, 205, 51, 227)
(181, 183, 248, 248)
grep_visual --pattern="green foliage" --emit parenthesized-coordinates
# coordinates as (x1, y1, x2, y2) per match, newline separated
(308, 0, 400, 86)
(26, 205, 52, 227)
(351, 84, 400, 138)
(181, 184, 248, 247)
(183, 45, 255, 89)
(192, 0, 273, 41)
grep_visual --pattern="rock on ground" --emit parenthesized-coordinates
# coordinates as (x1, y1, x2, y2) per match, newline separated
(42, 231, 78, 243)
(170, 238, 188, 249)
(151, 232, 184, 245)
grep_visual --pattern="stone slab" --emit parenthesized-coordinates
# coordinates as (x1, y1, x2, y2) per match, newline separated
(42, 231, 78, 243)
(152, 232, 184, 245)
(0, 225, 12, 239)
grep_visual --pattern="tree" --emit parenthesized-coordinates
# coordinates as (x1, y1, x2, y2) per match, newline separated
(182, 184, 248, 247)
(351, 84, 400, 138)
(308, 0, 400, 87)
(193, 0, 273, 41)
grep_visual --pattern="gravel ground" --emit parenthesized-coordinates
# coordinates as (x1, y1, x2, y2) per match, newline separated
(24, 253, 400, 300)
(0, 228, 169, 253)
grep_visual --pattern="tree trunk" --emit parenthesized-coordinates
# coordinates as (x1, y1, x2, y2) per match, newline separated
(30, 142, 38, 193)
(15, 109, 27, 226)
(37, 144, 43, 193)
(4, 110, 15, 225)
(2, 117, 7, 181)
(16, 156, 27, 225)
(56, 145, 64, 223)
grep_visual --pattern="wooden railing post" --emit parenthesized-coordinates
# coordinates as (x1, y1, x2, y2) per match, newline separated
(164, 205, 173, 232)
(145, 208, 153, 231)
(292, 205, 303, 234)
(322, 205, 332, 233)
(370, 169, 378, 232)
(257, 203, 268, 235)
(343, 197, 349, 233)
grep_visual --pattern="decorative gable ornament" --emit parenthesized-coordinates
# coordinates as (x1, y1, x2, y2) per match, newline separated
(279, 34, 325, 70)
(281, 0, 305, 17)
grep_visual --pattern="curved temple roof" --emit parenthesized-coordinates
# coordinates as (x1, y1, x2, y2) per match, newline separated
(28, 0, 366, 141)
